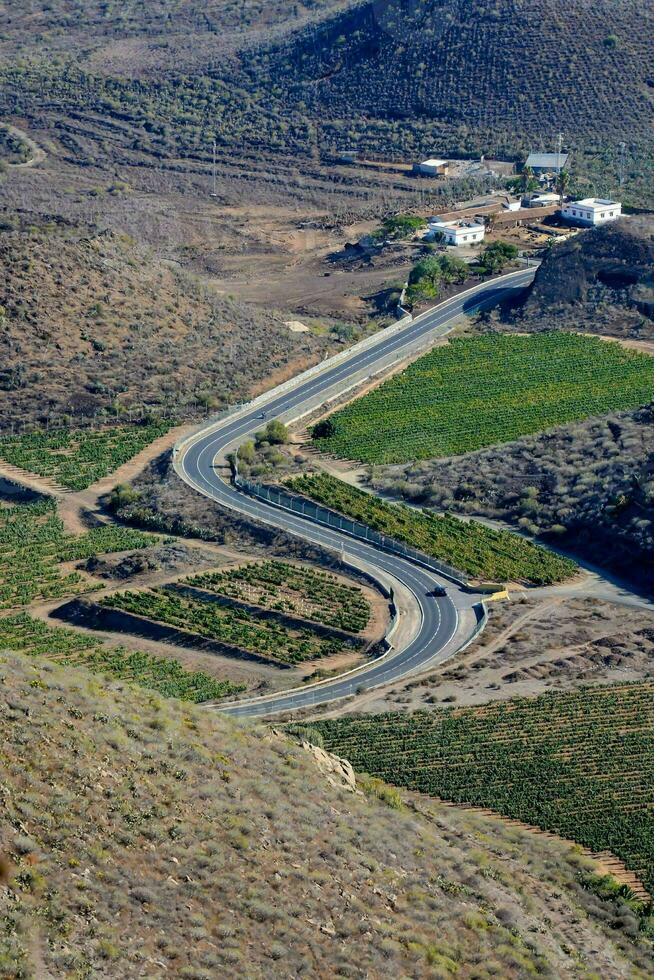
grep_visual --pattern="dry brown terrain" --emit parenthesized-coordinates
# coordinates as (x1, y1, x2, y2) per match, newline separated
(1, 650, 653, 978)
(0, 113, 494, 333)
(0, 216, 336, 428)
(331, 595, 654, 714)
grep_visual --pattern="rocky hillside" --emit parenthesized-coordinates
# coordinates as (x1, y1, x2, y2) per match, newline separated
(1, 650, 653, 977)
(244, 0, 654, 153)
(0, 0, 348, 73)
(518, 216, 654, 338)
(0, 216, 327, 429)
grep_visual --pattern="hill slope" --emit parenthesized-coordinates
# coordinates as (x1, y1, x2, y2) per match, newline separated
(245, 0, 654, 152)
(0, 216, 327, 429)
(0, 1, 348, 75)
(1, 650, 654, 977)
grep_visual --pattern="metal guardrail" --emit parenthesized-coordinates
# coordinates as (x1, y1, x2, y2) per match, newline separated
(234, 473, 469, 586)
(173, 268, 535, 461)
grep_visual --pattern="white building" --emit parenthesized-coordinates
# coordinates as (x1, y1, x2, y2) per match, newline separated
(523, 191, 560, 208)
(561, 198, 622, 226)
(413, 158, 449, 177)
(427, 216, 485, 246)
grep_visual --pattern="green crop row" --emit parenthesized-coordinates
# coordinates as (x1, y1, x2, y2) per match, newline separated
(285, 473, 576, 585)
(186, 560, 371, 633)
(0, 613, 244, 703)
(0, 498, 156, 609)
(0, 421, 172, 490)
(101, 588, 352, 665)
(312, 333, 654, 464)
(308, 681, 654, 894)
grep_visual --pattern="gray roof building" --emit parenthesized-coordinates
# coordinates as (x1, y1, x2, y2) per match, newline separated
(525, 152, 569, 172)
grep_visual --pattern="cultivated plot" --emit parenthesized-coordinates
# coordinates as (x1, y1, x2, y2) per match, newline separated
(0, 421, 171, 490)
(101, 588, 361, 666)
(286, 474, 576, 585)
(0, 498, 154, 608)
(186, 561, 371, 633)
(0, 614, 243, 703)
(311, 681, 654, 893)
(312, 333, 654, 463)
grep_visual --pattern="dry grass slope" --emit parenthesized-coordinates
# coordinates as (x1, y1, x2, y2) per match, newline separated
(0, 217, 327, 429)
(0, 0, 348, 72)
(1, 651, 654, 977)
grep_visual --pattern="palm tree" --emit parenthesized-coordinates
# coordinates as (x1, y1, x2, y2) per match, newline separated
(556, 169, 571, 205)
(521, 165, 535, 193)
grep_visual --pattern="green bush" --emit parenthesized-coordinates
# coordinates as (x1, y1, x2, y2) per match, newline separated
(477, 240, 519, 275)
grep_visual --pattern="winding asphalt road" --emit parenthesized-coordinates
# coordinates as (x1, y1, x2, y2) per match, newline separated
(174, 268, 536, 717)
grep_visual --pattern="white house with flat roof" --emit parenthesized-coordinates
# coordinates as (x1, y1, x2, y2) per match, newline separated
(413, 158, 449, 176)
(427, 216, 485, 246)
(561, 198, 622, 226)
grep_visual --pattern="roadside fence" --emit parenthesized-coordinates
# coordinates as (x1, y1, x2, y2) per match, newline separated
(234, 472, 468, 586)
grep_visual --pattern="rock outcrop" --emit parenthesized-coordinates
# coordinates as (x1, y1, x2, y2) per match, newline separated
(518, 216, 654, 337)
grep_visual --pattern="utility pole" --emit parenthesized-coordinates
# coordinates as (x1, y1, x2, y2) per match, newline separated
(210, 139, 218, 198)
(557, 132, 563, 174)
(618, 141, 627, 189)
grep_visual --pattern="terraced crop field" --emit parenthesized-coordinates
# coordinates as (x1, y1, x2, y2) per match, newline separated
(187, 561, 371, 633)
(312, 333, 654, 464)
(0, 498, 155, 608)
(101, 588, 355, 666)
(0, 421, 171, 490)
(309, 681, 654, 892)
(286, 474, 576, 585)
(0, 614, 243, 703)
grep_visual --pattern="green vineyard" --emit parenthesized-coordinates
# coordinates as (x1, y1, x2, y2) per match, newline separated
(101, 588, 353, 666)
(309, 681, 654, 892)
(0, 498, 155, 609)
(0, 614, 243, 703)
(285, 473, 576, 585)
(312, 332, 654, 464)
(187, 561, 371, 633)
(0, 421, 171, 490)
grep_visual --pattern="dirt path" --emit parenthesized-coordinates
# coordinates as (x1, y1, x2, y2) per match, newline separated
(0, 460, 67, 498)
(0, 421, 195, 534)
(1, 121, 46, 169)
(471, 597, 562, 660)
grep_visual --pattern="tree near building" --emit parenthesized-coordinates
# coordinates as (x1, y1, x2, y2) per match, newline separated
(477, 241, 519, 275)
(556, 168, 571, 204)
(521, 165, 538, 193)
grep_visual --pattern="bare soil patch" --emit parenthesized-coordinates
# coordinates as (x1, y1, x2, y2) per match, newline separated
(331, 595, 654, 714)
